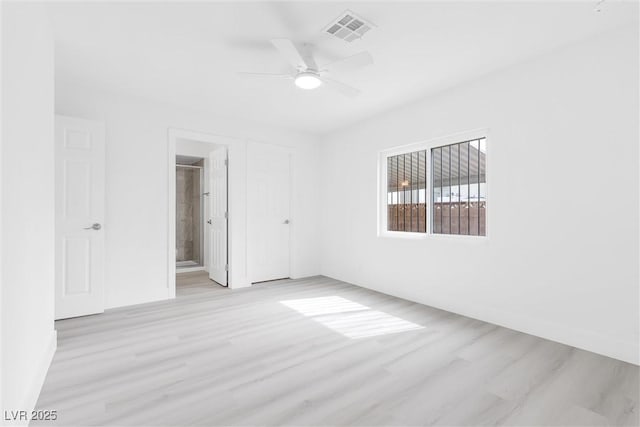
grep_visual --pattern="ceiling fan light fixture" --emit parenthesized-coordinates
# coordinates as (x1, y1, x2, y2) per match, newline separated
(294, 72, 322, 90)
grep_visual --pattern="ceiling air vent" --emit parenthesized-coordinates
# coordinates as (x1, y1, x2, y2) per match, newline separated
(323, 10, 374, 43)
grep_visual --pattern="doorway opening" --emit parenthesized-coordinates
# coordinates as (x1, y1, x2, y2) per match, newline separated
(176, 156, 205, 272)
(168, 129, 230, 297)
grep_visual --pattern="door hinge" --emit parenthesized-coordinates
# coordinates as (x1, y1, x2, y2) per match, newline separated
(224, 158, 228, 166)
(224, 211, 228, 219)
(225, 264, 229, 271)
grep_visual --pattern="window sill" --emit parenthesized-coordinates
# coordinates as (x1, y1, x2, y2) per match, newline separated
(427, 233, 488, 242)
(378, 231, 488, 241)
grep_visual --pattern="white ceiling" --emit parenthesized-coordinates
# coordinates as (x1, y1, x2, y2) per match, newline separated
(48, 1, 637, 135)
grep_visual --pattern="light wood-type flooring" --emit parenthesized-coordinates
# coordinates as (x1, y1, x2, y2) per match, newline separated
(34, 272, 639, 426)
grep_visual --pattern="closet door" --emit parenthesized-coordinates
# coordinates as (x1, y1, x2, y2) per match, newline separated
(247, 143, 291, 282)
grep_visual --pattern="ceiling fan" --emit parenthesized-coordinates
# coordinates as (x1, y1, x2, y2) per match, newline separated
(238, 38, 373, 97)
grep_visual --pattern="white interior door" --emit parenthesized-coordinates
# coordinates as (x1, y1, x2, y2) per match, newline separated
(208, 147, 228, 286)
(248, 143, 291, 282)
(55, 116, 105, 319)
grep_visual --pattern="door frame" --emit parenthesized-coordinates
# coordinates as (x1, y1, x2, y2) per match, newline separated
(167, 128, 247, 297)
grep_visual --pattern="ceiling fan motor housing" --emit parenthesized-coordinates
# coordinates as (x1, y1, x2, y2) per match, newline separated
(295, 71, 323, 90)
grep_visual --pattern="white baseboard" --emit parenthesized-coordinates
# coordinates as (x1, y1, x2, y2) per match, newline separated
(333, 275, 639, 366)
(422, 292, 639, 365)
(457, 301, 640, 366)
(21, 330, 57, 427)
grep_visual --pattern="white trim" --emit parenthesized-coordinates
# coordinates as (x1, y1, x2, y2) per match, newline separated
(20, 331, 57, 426)
(378, 128, 489, 239)
(287, 151, 294, 280)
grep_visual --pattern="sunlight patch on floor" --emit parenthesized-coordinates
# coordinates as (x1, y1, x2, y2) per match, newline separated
(280, 296, 369, 316)
(280, 296, 424, 339)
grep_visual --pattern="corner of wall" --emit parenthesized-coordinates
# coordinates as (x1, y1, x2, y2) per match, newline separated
(20, 331, 57, 426)
(1, 1, 57, 421)
(0, 0, 4, 416)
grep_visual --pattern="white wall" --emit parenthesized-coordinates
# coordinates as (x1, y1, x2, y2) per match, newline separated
(319, 26, 639, 364)
(55, 84, 320, 308)
(176, 137, 220, 158)
(1, 2, 57, 420)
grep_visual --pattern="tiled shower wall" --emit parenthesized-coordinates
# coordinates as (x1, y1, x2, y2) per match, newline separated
(176, 164, 202, 263)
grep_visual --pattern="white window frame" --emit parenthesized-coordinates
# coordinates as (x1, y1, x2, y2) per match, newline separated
(378, 129, 489, 239)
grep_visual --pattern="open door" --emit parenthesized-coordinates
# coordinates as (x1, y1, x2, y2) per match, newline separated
(55, 116, 106, 319)
(208, 147, 228, 286)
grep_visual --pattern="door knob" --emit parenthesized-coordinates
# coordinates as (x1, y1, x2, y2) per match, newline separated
(84, 223, 101, 230)
(283, 219, 290, 224)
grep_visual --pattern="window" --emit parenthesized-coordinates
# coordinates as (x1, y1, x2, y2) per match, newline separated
(381, 135, 487, 237)
(386, 150, 427, 232)
(432, 138, 486, 236)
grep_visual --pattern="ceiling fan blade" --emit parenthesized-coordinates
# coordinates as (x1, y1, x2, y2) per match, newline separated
(270, 38, 316, 70)
(322, 52, 374, 73)
(237, 72, 292, 79)
(321, 77, 361, 98)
